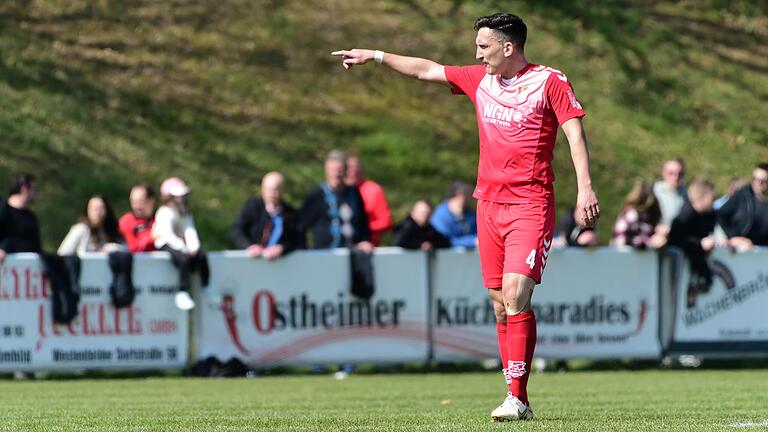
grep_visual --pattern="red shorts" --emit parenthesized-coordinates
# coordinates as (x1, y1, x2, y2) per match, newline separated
(476, 199, 555, 287)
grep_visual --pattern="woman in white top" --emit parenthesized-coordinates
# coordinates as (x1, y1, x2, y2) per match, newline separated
(152, 177, 209, 310)
(58, 195, 125, 255)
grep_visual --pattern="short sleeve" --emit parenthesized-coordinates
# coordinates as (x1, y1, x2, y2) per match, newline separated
(444, 65, 486, 101)
(545, 71, 585, 125)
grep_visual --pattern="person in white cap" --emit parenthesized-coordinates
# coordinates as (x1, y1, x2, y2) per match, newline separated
(152, 177, 209, 310)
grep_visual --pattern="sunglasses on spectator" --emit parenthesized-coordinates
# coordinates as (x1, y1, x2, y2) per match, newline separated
(753, 176, 768, 184)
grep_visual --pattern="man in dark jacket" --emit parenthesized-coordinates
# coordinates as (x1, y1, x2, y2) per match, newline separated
(232, 171, 302, 260)
(0, 173, 42, 263)
(718, 163, 768, 251)
(394, 200, 450, 250)
(299, 150, 372, 252)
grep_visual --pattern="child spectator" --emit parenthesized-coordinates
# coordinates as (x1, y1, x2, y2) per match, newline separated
(152, 177, 209, 310)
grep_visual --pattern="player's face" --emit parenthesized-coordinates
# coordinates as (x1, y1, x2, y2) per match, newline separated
(475, 28, 505, 75)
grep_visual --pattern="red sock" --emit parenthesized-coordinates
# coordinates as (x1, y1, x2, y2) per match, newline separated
(496, 322, 511, 386)
(506, 311, 537, 405)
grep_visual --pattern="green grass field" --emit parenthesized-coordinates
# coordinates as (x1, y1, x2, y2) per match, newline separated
(1, 370, 767, 431)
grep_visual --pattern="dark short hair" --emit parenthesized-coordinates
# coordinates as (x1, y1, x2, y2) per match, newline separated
(448, 181, 471, 198)
(757, 162, 768, 172)
(473, 13, 527, 49)
(8, 173, 35, 196)
(132, 183, 156, 200)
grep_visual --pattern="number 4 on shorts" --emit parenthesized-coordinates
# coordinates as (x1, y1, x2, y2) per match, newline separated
(525, 249, 536, 269)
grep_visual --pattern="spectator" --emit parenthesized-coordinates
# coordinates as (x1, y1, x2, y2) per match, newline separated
(653, 158, 687, 226)
(717, 163, 768, 251)
(231, 171, 302, 259)
(0, 173, 41, 263)
(611, 180, 665, 249)
(299, 150, 373, 252)
(430, 181, 478, 248)
(345, 154, 393, 246)
(393, 200, 450, 250)
(152, 177, 209, 310)
(667, 179, 717, 308)
(714, 177, 747, 211)
(119, 184, 157, 253)
(552, 207, 598, 249)
(58, 195, 125, 255)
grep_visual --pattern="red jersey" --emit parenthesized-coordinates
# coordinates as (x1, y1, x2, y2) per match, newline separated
(118, 212, 156, 253)
(444, 63, 585, 204)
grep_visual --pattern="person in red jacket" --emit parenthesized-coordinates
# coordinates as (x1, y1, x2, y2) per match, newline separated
(118, 184, 157, 253)
(345, 154, 393, 246)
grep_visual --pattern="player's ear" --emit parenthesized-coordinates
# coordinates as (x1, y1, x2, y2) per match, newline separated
(503, 41, 515, 57)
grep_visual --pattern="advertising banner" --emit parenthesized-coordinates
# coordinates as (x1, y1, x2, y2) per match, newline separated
(0, 253, 188, 371)
(196, 249, 429, 366)
(668, 248, 768, 352)
(431, 248, 661, 360)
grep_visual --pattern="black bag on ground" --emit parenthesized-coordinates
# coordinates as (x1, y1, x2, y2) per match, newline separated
(190, 356, 250, 377)
(349, 248, 375, 299)
(108, 251, 135, 308)
(40, 253, 81, 324)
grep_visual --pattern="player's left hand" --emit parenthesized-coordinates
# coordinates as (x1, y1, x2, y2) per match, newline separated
(331, 49, 373, 69)
(576, 188, 600, 228)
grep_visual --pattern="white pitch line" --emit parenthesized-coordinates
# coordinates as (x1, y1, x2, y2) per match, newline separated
(728, 420, 768, 428)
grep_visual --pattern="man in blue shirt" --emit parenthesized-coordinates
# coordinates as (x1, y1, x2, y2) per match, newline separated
(430, 181, 478, 248)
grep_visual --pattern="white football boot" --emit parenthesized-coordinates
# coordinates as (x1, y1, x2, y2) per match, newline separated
(491, 393, 534, 422)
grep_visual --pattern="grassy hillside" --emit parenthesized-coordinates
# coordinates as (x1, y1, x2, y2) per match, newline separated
(1, 0, 767, 249)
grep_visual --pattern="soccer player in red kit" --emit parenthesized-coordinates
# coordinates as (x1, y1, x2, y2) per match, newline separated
(333, 12, 599, 421)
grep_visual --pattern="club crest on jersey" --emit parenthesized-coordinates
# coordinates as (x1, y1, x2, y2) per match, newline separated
(483, 103, 523, 127)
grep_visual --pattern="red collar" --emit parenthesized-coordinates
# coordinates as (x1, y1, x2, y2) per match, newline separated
(515, 63, 535, 78)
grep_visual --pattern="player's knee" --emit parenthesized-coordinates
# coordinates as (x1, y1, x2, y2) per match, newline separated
(501, 274, 534, 315)
(504, 302, 529, 316)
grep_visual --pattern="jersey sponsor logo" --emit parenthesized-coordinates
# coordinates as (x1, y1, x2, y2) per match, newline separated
(507, 360, 528, 378)
(482, 103, 523, 127)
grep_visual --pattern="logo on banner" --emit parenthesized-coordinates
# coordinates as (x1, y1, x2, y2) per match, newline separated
(220, 289, 408, 356)
(533, 296, 649, 345)
(682, 259, 768, 327)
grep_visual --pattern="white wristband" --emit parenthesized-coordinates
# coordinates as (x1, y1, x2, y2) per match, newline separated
(374, 50, 384, 64)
